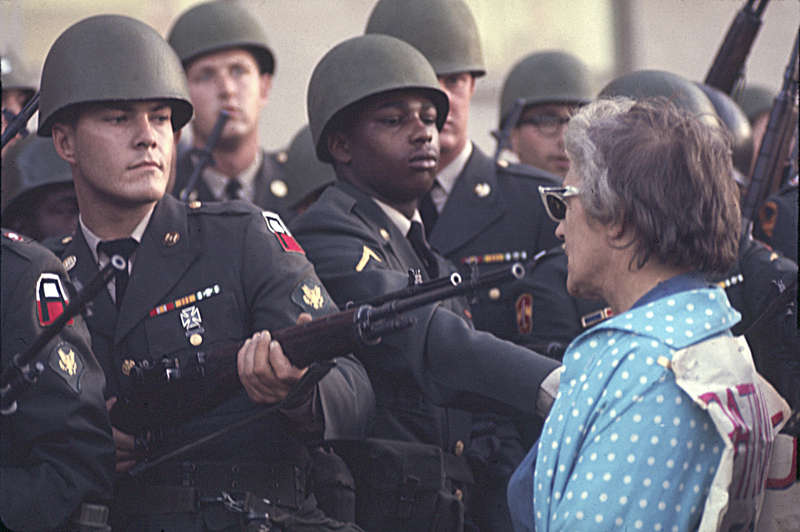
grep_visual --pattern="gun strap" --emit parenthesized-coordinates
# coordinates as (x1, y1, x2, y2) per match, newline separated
(742, 278, 798, 337)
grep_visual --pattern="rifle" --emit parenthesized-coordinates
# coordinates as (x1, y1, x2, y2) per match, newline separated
(705, 0, 769, 95)
(740, 28, 799, 230)
(109, 260, 529, 436)
(0, 91, 39, 149)
(177, 109, 231, 201)
(1, 255, 124, 415)
(491, 97, 527, 162)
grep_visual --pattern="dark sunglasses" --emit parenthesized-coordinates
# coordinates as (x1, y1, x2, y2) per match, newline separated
(538, 185, 580, 222)
(516, 115, 570, 136)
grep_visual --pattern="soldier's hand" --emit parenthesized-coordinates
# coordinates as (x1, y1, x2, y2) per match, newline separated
(237, 314, 310, 404)
(105, 397, 137, 473)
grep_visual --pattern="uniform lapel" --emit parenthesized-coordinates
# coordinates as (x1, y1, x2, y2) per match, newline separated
(429, 146, 506, 256)
(114, 196, 202, 345)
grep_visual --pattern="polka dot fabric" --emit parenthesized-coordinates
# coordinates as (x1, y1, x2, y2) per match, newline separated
(533, 287, 740, 531)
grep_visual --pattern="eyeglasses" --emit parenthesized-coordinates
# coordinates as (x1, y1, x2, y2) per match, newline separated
(517, 115, 570, 137)
(538, 185, 580, 222)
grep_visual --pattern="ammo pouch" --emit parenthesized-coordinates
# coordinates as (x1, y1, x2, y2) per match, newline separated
(329, 438, 473, 532)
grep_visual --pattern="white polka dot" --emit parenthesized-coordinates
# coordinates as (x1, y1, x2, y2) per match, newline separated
(662, 480, 670, 489)
(704, 322, 711, 330)
(615, 389, 623, 398)
(665, 338, 674, 345)
(654, 415, 662, 424)
(573, 351, 581, 360)
(608, 338, 616, 346)
(551, 441, 558, 449)
(582, 382, 589, 391)
(595, 514, 604, 523)
(619, 496, 628, 504)
(658, 501, 666, 511)
(666, 326, 674, 333)
(590, 452, 597, 461)
(635, 520, 643, 529)
(640, 499, 648, 508)
(685, 317, 694, 325)
(647, 456, 655, 466)
(586, 472, 594, 480)
(686, 303, 695, 311)
(576, 511, 584, 520)
(580, 491, 588, 500)
(667, 299, 676, 306)
(609, 409, 617, 418)
(693, 484, 700, 493)
(655, 524, 662, 531)
(607, 452, 616, 461)
(546, 469, 553, 477)
(665, 314, 674, 321)
(650, 340, 659, 348)
(630, 342, 639, 348)
(579, 374, 587, 382)
(566, 491, 573, 500)
(587, 397, 594, 406)
(646, 357, 654, 365)
(666, 459, 675, 468)
(691, 505, 697, 514)
(621, 372, 629, 380)
(713, 445, 719, 454)
(675, 396, 682, 405)
(643, 478, 652, 487)
(633, 414, 642, 423)
(572, 408, 580, 417)
(639, 375, 648, 384)
(630, 434, 639, 442)
(558, 464, 565, 473)
(616, 517, 624, 526)
(675, 504, 682, 512)
(554, 491, 561, 500)
(565, 436, 572, 445)
(686, 330, 694, 337)
(705, 308, 713, 316)
(557, 413, 564, 421)
(625, 324, 632, 330)
(623, 475, 631, 484)
(679, 483, 685, 491)
(651, 435, 659, 445)
(627, 454, 636, 463)
(686, 441, 693, 449)
(603, 472, 612, 481)
(645, 325, 653, 332)
(611, 347, 619, 355)
(590, 340, 598, 348)
(597, 371, 604, 379)
(673, 417, 681, 426)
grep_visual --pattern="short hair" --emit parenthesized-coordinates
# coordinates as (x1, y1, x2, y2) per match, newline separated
(565, 97, 740, 276)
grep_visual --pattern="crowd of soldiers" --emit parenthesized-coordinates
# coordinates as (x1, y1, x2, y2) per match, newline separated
(1, 1, 797, 531)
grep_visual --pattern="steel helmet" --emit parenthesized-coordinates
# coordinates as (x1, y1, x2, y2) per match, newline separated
(735, 84, 774, 123)
(696, 82, 754, 179)
(307, 34, 449, 162)
(279, 125, 336, 208)
(38, 14, 193, 136)
(1, 48, 37, 99)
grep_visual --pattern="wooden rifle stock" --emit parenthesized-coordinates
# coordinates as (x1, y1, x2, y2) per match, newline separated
(705, 0, 769, 94)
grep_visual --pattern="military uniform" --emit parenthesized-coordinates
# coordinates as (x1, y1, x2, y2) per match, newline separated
(172, 147, 295, 221)
(754, 177, 799, 264)
(1, 230, 114, 531)
(49, 195, 372, 531)
(427, 148, 562, 349)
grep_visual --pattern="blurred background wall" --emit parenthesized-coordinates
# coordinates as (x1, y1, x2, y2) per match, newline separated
(2, 0, 798, 154)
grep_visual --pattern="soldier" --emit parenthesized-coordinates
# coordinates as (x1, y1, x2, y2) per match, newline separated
(293, 33, 562, 532)
(275, 125, 336, 218)
(1, 229, 114, 531)
(1, 49, 37, 155)
(1, 134, 76, 241)
(167, 0, 292, 217)
(497, 51, 592, 178)
(40, 14, 371, 531)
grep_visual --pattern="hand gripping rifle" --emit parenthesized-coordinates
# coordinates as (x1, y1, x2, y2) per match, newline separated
(704, 0, 769, 94)
(741, 28, 799, 231)
(177, 110, 231, 202)
(0, 91, 39, 149)
(1, 255, 125, 415)
(111, 259, 538, 470)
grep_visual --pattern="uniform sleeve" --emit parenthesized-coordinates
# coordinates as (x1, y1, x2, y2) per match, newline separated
(294, 217, 561, 419)
(238, 212, 374, 438)
(1, 251, 114, 531)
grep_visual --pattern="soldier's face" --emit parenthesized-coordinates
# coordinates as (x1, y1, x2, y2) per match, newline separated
(52, 100, 174, 210)
(331, 90, 440, 208)
(186, 48, 270, 148)
(510, 104, 573, 178)
(437, 73, 475, 162)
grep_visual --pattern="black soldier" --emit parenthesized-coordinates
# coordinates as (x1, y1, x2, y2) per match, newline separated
(167, 0, 293, 218)
(274, 125, 336, 217)
(292, 33, 562, 532)
(497, 50, 592, 179)
(1, 134, 76, 241)
(1, 229, 114, 531)
(40, 14, 372, 531)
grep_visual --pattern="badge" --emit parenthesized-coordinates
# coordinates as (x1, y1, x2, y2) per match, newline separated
(48, 342, 84, 393)
(291, 278, 334, 317)
(180, 305, 205, 345)
(189, 200, 203, 209)
(580, 306, 614, 328)
(262, 211, 304, 254)
(355, 245, 382, 272)
(62, 255, 77, 272)
(488, 287, 501, 300)
(149, 284, 221, 317)
(163, 231, 180, 247)
(516, 293, 533, 335)
(270, 179, 288, 198)
(36, 273, 73, 327)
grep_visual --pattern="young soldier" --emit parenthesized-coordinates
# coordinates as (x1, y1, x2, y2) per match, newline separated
(167, 0, 293, 219)
(1, 230, 113, 531)
(293, 34, 562, 532)
(40, 14, 371, 532)
(498, 50, 592, 178)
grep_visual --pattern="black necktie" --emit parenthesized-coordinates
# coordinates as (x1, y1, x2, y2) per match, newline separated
(224, 178, 242, 200)
(407, 221, 439, 279)
(419, 188, 439, 238)
(97, 238, 138, 309)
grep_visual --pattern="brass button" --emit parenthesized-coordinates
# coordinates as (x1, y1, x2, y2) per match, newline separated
(454, 440, 464, 456)
(61, 235, 73, 244)
(163, 231, 180, 247)
(188, 200, 202, 209)
(496, 159, 509, 168)
(270, 179, 288, 198)
(379, 228, 390, 241)
(454, 489, 463, 501)
(276, 151, 288, 163)
(474, 182, 491, 197)
(488, 287, 501, 300)
(189, 333, 203, 346)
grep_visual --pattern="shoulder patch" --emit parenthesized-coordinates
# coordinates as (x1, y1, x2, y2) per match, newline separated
(263, 211, 304, 254)
(2, 230, 27, 242)
(48, 341, 84, 393)
(291, 278, 336, 317)
(36, 272, 73, 327)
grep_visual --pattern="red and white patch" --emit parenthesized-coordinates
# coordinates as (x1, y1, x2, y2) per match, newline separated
(2, 230, 24, 242)
(36, 273, 72, 327)
(262, 211, 304, 254)
(515, 293, 533, 335)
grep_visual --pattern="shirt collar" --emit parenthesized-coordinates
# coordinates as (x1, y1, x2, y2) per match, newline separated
(631, 272, 710, 310)
(436, 141, 473, 196)
(372, 197, 423, 236)
(79, 204, 154, 264)
(200, 149, 263, 201)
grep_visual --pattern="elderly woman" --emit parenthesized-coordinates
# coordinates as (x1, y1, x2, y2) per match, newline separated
(509, 97, 789, 532)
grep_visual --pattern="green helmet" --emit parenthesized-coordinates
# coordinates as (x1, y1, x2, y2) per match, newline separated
(696, 82, 753, 179)
(278, 125, 336, 209)
(499, 51, 592, 128)
(307, 34, 449, 162)
(735, 84, 774, 123)
(1, 135, 72, 213)
(1, 48, 37, 99)
(365, 0, 485, 77)
(599, 70, 717, 127)
(168, 0, 274, 75)
(38, 14, 193, 136)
